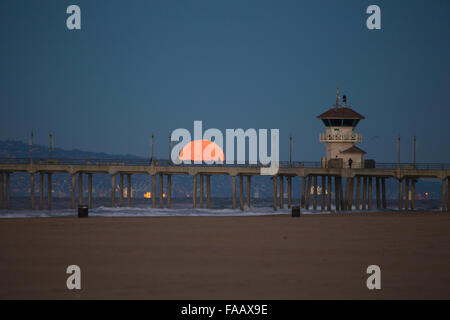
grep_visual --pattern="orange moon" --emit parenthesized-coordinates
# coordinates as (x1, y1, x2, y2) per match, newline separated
(179, 140, 225, 162)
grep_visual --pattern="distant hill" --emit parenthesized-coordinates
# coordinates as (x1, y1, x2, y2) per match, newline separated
(0, 140, 143, 160)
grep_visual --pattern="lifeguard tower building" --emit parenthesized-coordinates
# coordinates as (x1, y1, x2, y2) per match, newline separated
(317, 89, 366, 168)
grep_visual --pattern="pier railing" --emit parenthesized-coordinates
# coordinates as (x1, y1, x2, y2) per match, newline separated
(0, 158, 449, 170)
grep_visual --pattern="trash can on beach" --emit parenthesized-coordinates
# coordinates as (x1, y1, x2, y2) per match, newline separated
(78, 205, 89, 218)
(292, 206, 301, 217)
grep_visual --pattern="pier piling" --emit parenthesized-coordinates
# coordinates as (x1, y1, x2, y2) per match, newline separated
(127, 174, 132, 207)
(159, 174, 164, 208)
(193, 174, 197, 208)
(47, 173, 52, 210)
(30, 173, 35, 210)
(6, 172, 10, 210)
(287, 176, 292, 209)
(39, 172, 43, 210)
(111, 174, 116, 207)
(166, 175, 171, 208)
(206, 175, 210, 209)
(355, 176, 361, 210)
(0, 172, 3, 209)
(231, 175, 236, 209)
(151, 175, 156, 208)
(239, 175, 244, 211)
(273, 175, 277, 211)
(280, 175, 284, 209)
(362, 176, 367, 210)
(382, 177, 387, 209)
(327, 175, 332, 211)
(200, 174, 204, 208)
(78, 173, 83, 206)
(88, 173, 93, 208)
(247, 175, 251, 208)
(71, 174, 76, 209)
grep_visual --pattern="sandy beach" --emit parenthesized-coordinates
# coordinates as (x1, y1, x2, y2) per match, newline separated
(1, 212, 449, 299)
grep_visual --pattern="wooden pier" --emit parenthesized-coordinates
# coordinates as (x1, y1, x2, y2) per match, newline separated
(0, 159, 449, 212)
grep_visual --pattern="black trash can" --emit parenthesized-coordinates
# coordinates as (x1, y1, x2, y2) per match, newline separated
(78, 205, 89, 218)
(292, 206, 301, 217)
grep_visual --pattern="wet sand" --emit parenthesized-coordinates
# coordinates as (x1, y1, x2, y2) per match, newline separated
(1, 212, 450, 299)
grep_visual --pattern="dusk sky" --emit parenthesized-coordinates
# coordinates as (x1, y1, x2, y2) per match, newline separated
(1, 0, 449, 162)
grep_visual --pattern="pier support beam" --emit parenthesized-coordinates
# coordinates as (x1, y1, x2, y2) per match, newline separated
(301, 177, 306, 208)
(355, 177, 361, 210)
(362, 176, 367, 210)
(193, 174, 197, 208)
(334, 176, 340, 211)
(167, 175, 171, 209)
(127, 174, 131, 207)
(159, 174, 164, 208)
(273, 176, 277, 211)
(39, 173, 44, 210)
(448, 178, 450, 212)
(206, 175, 211, 209)
(247, 175, 251, 208)
(119, 173, 124, 207)
(305, 176, 311, 210)
(405, 178, 410, 211)
(232, 175, 236, 209)
(313, 176, 317, 210)
(6, 172, 10, 210)
(368, 177, 372, 211)
(239, 175, 244, 211)
(78, 173, 83, 206)
(376, 178, 381, 209)
(411, 179, 415, 211)
(71, 174, 76, 209)
(279, 175, 284, 209)
(30, 173, 35, 210)
(398, 179, 403, 211)
(0, 172, 3, 209)
(88, 173, 93, 209)
(200, 174, 204, 208)
(348, 178, 353, 211)
(88, 173, 92, 209)
(47, 173, 52, 210)
(151, 175, 156, 208)
(327, 175, 332, 211)
(442, 178, 447, 212)
(287, 176, 292, 209)
(343, 178, 350, 211)
(447, 178, 450, 212)
(111, 174, 116, 207)
(339, 177, 344, 211)
(320, 176, 325, 211)
(382, 178, 387, 209)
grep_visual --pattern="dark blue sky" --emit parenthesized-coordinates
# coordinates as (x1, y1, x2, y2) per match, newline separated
(1, 0, 449, 162)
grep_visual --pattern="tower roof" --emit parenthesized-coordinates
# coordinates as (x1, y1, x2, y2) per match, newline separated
(341, 145, 367, 154)
(317, 107, 365, 120)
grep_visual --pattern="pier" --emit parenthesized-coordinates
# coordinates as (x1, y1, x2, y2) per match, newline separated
(0, 159, 449, 212)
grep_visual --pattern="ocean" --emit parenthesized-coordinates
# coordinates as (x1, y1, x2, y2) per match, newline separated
(0, 197, 444, 218)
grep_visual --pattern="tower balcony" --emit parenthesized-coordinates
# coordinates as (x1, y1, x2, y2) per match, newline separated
(319, 132, 362, 143)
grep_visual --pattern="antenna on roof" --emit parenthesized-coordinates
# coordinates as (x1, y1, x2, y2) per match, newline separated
(335, 88, 340, 109)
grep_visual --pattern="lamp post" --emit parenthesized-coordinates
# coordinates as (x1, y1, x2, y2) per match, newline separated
(397, 136, 401, 168)
(413, 136, 416, 166)
(168, 133, 172, 165)
(289, 135, 293, 167)
(49, 131, 53, 160)
(30, 131, 34, 164)
(151, 133, 154, 164)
